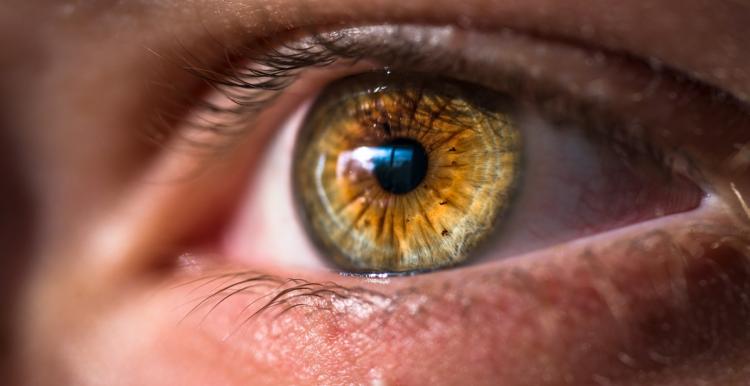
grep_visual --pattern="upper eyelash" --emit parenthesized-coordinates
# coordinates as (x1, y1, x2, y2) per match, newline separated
(163, 23, 748, 146)
(150, 27, 469, 150)
(153, 24, 735, 192)
(161, 33, 363, 144)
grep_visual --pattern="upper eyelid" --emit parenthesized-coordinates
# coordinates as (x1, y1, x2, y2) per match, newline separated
(172, 24, 746, 136)
(166, 25, 747, 170)
(158, 0, 749, 104)
(158, 23, 750, 213)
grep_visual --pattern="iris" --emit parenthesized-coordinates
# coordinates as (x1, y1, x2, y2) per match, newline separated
(293, 72, 521, 272)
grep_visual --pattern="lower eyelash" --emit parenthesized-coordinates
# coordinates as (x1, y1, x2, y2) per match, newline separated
(176, 218, 750, 336)
(178, 270, 395, 328)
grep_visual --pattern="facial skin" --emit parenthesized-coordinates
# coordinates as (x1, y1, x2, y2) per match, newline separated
(2, 1, 750, 385)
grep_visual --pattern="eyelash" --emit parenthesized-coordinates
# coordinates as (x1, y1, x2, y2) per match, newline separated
(164, 25, 715, 195)
(180, 219, 748, 325)
(165, 32, 361, 144)
(181, 270, 392, 326)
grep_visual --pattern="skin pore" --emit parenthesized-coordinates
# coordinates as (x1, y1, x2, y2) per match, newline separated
(2, 0, 750, 385)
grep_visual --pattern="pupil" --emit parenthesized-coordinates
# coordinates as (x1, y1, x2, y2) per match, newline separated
(371, 137, 429, 194)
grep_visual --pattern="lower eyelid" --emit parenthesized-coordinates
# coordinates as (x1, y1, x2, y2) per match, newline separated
(167, 208, 748, 384)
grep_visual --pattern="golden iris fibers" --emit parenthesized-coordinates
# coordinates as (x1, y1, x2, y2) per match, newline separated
(293, 72, 521, 273)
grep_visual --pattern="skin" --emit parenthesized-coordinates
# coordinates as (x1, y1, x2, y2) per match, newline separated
(2, 0, 750, 385)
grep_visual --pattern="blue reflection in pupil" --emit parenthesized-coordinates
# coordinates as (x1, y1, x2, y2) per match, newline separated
(372, 137, 429, 194)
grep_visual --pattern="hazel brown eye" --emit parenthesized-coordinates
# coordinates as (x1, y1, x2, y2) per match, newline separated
(226, 27, 707, 277)
(292, 72, 522, 273)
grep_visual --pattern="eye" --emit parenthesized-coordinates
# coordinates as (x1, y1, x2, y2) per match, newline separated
(293, 73, 520, 272)
(212, 26, 712, 275)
